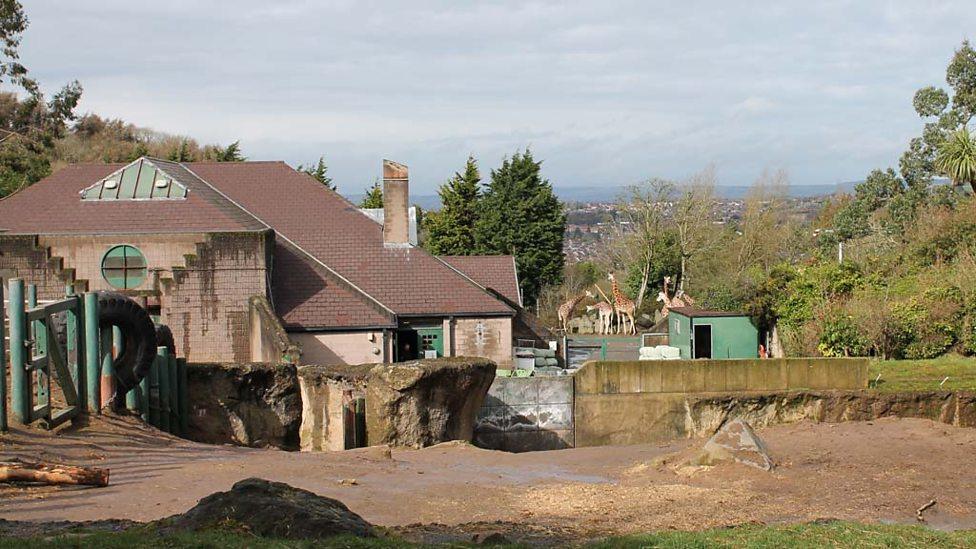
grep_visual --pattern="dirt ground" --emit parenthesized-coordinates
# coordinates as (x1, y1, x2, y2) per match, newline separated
(1, 415, 975, 544)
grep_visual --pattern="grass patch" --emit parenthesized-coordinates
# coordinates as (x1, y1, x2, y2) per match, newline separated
(2, 522, 975, 548)
(595, 521, 976, 548)
(868, 354, 976, 393)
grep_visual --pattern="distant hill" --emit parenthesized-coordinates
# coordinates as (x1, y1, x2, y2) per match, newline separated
(344, 181, 862, 211)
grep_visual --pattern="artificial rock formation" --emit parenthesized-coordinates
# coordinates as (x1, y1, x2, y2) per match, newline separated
(185, 363, 302, 449)
(167, 478, 374, 539)
(366, 357, 496, 447)
(695, 418, 774, 471)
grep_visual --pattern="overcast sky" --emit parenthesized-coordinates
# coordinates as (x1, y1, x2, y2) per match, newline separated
(19, 1, 976, 194)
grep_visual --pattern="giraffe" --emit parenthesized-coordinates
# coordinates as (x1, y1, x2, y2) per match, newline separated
(557, 293, 587, 332)
(608, 273, 636, 335)
(585, 291, 614, 334)
(656, 275, 676, 317)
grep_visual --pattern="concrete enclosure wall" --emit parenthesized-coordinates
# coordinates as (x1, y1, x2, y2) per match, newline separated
(293, 331, 387, 365)
(475, 376, 574, 452)
(574, 358, 869, 447)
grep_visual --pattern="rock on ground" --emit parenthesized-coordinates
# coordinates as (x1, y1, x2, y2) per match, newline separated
(185, 363, 301, 449)
(696, 418, 774, 471)
(366, 357, 496, 447)
(166, 478, 374, 539)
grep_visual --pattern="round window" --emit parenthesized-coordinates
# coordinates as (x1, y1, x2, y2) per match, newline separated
(101, 245, 148, 289)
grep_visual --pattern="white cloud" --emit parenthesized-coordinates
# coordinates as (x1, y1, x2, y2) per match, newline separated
(15, 0, 976, 192)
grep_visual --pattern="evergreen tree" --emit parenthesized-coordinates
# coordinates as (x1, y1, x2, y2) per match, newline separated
(167, 139, 194, 162)
(424, 156, 481, 255)
(360, 178, 383, 208)
(213, 140, 245, 162)
(298, 155, 335, 190)
(474, 150, 566, 306)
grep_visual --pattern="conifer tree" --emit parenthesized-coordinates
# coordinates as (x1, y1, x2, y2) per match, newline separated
(424, 156, 481, 255)
(474, 150, 565, 306)
(298, 155, 335, 190)
(360, 178, 383, 208)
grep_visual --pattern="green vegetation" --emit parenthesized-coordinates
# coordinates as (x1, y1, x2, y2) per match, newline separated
(424, 155, 481, 256)
(3, 521, 975, 548)
(299, 155, 336, 191)
(422, 150, 567, 307)
(869, 354, 976, 393)
(359, 178, 384, 208)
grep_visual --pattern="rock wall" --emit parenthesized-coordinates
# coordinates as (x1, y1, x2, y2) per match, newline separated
(683, 390, 976, 438)
(366, 357, 496, 447)
(475, 376, 574, 452)
(185, 363, 301, 449)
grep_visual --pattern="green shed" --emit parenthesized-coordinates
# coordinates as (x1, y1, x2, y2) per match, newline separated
(668, 307, 759, 359)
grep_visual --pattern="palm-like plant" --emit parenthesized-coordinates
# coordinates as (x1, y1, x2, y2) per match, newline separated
(935, 127, 976, 193)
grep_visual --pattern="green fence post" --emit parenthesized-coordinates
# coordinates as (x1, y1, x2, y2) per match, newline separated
(84, 292, 100, 413)
(0, 282, 7, 431)
(65, 285, 78, 385)
(168, 354, 178, 434)
(148, 353, 161, 427)
(177, 358, 188, 436)
(139, 364, 150, 422)
(99, 326, 114, 408)
(601, 337, 607, 360)
(156, 348, 170, 432)
(9, 279, 28, 424)
(27, 285, 48, 408)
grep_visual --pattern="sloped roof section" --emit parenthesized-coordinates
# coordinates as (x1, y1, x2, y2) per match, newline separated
(272, 241, 395, 329)
(0, 159, 265, 234)
(189, 161, 514, 318)
(80, 157, 189, 200)
(438, 255, 522, 307)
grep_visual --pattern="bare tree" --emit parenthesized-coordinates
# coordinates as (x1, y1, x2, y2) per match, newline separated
(672, 167, 721, 292)
(610, 178, 675, 308)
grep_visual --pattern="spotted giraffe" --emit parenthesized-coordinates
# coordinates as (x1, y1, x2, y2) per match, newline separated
(608, 273, 636, 335)
(557, 293, 587, 332)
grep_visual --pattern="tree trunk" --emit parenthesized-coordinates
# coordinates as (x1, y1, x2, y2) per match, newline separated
(0, 459, 109, 487)
(635, 261, 651, 309)
(680, 255, 687, 292)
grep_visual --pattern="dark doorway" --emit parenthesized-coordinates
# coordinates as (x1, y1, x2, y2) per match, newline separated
(396, 329, 419, 361)
(693, 324, 712, 359)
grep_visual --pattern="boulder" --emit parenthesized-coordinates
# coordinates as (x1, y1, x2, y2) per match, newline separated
(185, 363, 301, 449)
(366, 357, 496, 447)
(695, 418, 774, 471)
(167, 478, 373, 539)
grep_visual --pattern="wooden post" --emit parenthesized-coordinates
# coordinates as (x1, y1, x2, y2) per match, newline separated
(177, 358, 188, 436)
(168, 354, 178, 433)
(83, 293, 100, 413)
(99, 328, 114, 408)
(0, 282, 7, 431)
(157, 348, 171, 433)
(65, 285, 78, 385)
(148, 354, 160, 427)
(8, 279, 28, 424)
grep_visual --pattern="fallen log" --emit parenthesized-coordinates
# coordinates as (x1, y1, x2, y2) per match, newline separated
(0, 459, 109, 487)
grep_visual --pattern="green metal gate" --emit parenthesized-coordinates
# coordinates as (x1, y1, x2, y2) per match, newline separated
(1, 278, 188, 435)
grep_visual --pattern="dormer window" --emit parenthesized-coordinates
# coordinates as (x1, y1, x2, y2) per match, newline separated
(80, 157, 189, 201)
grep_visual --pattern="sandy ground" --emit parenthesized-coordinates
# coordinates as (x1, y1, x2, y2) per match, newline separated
(1, 415, 975, 543)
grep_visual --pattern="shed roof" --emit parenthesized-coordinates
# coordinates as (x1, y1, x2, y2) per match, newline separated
(669, 307, 749, 318)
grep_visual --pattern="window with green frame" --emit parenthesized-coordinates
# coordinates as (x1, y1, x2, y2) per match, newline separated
(101, 245, 148, 289)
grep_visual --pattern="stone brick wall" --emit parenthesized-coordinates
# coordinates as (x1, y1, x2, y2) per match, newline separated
(41, 233, 205, 292)
(162, 232, 271, 363)
(2, 231, 271, 363)
(452, 316, 512, 366)
(0, 235, 73, 300)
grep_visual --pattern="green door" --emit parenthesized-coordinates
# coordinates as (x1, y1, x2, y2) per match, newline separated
(416, 327, 444, 358)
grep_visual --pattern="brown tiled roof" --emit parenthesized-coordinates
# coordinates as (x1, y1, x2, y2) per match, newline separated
(2, 159, 514, 327)
(0, 161, 266, 234)
(187, 161, 514, 319)
(272, 241, 394, 329)
(438, 255, 522, 307)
